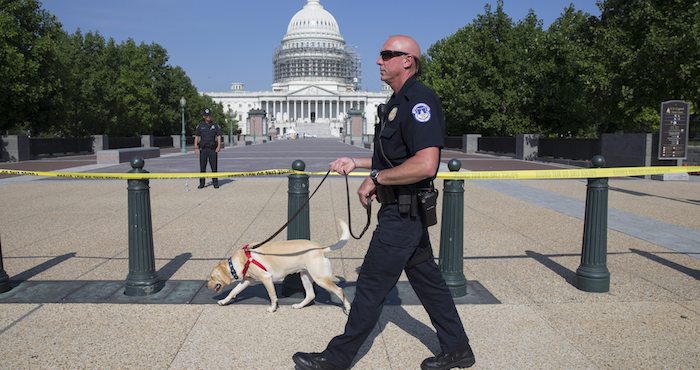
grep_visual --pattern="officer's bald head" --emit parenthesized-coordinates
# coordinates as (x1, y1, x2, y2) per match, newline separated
(383, 35, 421, 74)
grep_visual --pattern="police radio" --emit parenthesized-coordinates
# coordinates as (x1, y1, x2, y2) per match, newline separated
(375, 103, 393, 168)
(376, 103, 386, 126)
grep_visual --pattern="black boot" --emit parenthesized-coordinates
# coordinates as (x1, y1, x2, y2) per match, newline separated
(292, 352, 345, 370)
(421, 344, 475, 370)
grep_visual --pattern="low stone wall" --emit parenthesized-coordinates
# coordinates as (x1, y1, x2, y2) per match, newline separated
(97, 147, 160, 164)
(686, 146, 700, 165)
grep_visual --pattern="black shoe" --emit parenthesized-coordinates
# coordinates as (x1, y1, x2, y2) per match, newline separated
(197, 184, 205, 189)
(421, 346, 475, 370)
(292, 352, 345, 370)
(213, 184, 219, 189)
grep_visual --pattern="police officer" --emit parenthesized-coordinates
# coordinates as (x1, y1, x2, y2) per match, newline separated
(292, 35, 475, 370)
(194, 108, 222, 189)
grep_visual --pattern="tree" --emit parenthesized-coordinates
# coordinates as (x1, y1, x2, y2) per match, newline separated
(593, 0, 700, 133)
(422, 1, 544, 136)
(533, 6, 607, 137)
(0, 0, 64, 135)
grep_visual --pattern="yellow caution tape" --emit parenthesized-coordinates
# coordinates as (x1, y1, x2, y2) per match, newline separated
(1, 166, 699, 180)
(433, 166, 700, 180)
(0, 168, 295, 180)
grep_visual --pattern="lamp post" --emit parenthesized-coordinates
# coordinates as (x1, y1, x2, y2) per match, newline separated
(228, 109, 233, 146)
(180, 96, 186, 154)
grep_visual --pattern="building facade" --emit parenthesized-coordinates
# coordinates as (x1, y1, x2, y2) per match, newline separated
(204, 0, 390, 138)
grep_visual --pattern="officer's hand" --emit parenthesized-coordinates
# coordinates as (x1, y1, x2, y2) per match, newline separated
(357, 177, 376, 209)
(329, 157, 356, 175)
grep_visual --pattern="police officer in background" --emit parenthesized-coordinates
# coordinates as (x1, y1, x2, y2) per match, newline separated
(194, 108, 222, 189)
(292, 35, 475, 370)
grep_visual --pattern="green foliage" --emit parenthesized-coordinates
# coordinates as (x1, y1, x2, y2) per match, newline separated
(0, 0, 64, 134)
(422, 0, 700, 137)
(1, 0, 222, 137)
(4, 0, 698, 139)
(593, 0, 700, 133)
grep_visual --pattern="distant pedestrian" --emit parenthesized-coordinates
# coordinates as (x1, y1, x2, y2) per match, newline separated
(194, 108, 222, 189)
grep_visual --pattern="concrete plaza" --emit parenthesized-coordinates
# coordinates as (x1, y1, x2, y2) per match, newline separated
(0, 138, 698, 369)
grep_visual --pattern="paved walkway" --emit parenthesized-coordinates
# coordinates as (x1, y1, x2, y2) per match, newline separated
(0, 138, 698, 369)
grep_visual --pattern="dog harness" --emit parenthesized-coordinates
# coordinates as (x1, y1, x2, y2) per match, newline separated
(228, 244, 267, 280)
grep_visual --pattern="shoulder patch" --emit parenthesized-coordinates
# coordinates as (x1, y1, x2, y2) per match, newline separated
(412, 103, 431, 123)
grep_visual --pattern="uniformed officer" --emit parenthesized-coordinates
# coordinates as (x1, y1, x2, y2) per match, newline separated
(293, 35, 475, 370)
(194, 108, 222, 189)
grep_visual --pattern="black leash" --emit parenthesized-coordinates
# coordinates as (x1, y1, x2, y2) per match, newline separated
(345, 174, 372, 239)
(250, 170, 331, 249)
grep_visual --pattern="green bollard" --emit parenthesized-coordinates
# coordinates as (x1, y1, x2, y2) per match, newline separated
(439, 159, 467, 297)
(0, 235, 10, 293)
(575, 155, 611, 292)
(282, 159, 309, 297)
(124, 158, 163, 296)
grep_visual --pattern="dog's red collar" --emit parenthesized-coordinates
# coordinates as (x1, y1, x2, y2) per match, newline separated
(241, 244, 267, 278)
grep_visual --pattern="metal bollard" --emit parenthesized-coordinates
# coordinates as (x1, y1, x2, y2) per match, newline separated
(439, 159, 467, 297)
(124, 157, 163, 296)
(282, 159, 309, 297)
(0, 235, 10, 293)
(575, 155, 611, 292)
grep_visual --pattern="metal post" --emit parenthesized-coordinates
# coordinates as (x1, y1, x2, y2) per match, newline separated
(439, 159, 467, 297)
(0, 235, 10, 293)
(282, 159, 309, 297)
(575, 155, 611, 292)
(124, 158, 163, 296)
(180, 96, 187, 154)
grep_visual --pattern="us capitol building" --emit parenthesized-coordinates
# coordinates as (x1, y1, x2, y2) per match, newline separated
(205, 0, 391, 138)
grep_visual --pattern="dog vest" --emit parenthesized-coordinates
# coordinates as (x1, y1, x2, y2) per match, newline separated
(228, 244, 267, 280)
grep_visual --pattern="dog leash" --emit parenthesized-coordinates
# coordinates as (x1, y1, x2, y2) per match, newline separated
(249, 170, 331, 250)
(345, 174, 372, 240)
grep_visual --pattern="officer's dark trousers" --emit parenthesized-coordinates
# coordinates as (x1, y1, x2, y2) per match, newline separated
(199, 148, 218, 186)
(322, 204, 469, 368)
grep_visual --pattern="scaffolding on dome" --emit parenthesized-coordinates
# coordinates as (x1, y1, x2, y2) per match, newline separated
(272, 45, 361, 90)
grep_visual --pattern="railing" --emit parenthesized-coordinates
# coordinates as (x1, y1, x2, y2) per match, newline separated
(444, 136, 463, 150)
(153, 136, 173, 148)
(538, 138, 601, 160)
(109, 137, 142, 149)
(478, 137, 515, 154)
(30, 138, 93, 157)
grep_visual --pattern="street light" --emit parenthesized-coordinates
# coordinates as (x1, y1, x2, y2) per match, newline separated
(180, 96, 186, 154)
(228, 108, 233, 145)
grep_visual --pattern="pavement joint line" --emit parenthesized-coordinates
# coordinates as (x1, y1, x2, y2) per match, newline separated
(475, 180, 700, 259)
(0, 304, 43, 336)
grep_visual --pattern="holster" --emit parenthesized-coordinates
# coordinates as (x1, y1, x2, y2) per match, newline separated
(375, 185, 397, 204)
(397, 187, 414, 216)
(377, 185, 438, 227)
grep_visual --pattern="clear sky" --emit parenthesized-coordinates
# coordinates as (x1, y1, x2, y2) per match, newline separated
(42, 0, 601, 93)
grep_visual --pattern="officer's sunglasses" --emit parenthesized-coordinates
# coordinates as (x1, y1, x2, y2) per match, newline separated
(380, 50, 409, 61)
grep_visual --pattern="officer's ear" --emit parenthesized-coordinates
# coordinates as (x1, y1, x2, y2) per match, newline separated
(402, 55, 415, 70)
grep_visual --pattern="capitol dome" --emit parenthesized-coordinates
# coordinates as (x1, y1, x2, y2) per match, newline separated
(284, 0, 343, 44)
(273, 0, 361, 91)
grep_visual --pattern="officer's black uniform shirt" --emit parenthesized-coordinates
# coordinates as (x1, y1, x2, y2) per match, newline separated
(195, 121, 222, 149)
(373, 75, 444, 188)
